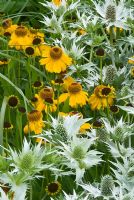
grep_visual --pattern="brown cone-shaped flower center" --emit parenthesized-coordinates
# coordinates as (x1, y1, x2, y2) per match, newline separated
(25, 47, 34, 55)
(101, 87, 111, 96)
(28, 110, 42, 122)
(45, 98, 53, 104)
(110, 105, 119, 113)
(68, 83, 82, 94)
(55, 78, 64, 84)
(2, 19, 12, 29)
(15, 26, 28, 37)
(39, 88, 53, 100)
(93, 120, 103, 128)
(4, 122, 12, 129)
(18, 106, 26, 114)
(8, 96, 19, 108)
(32, 37, 42, 45)
(47, 182, 59, 193)
(33, 81, 43, 88)
(31, 97, 38, 103)
(50, 47, 62, 59)
(4, 32, 11, 37)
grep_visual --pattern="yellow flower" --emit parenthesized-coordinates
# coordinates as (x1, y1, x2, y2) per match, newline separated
(59, 82, 88, 108)
(130, 66, 134, 77)
(31, 93, 57, 113)
(128, 56, 134, 64)
(78, 29, 87, 35)
(88, 85, 115, 110)
(8, 26, 32, 50)
(40, 46, 72, 73)
(79, 123, 91, 133)
(24, 110, 44, 134)
(52, 0, 62, 6)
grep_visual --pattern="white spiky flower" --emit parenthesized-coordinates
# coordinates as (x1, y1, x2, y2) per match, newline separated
(57, 136, 102, 182)
(40, 12, 64, 34)
(102, 117, 133, 143)
(8, 138, 57, 176)
(93, 0, 130, 29)
(51, 190, 89, 200)
(0, 172, 27, 200)
(50, 114, 92, 139)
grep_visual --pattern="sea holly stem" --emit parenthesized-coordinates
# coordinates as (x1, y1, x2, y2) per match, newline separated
(109, 26, 114, 46)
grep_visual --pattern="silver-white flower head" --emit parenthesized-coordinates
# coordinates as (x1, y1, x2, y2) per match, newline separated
(40, 12, 64, 34)
(0, 172, 28, 200)
(57, 136, 102, 182)
(8, 138, 55, 176)
(93, 0, 130, 29)
(50, 114, 91, 139)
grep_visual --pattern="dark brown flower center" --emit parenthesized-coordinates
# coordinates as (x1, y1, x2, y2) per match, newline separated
(8, 96, 19, 107)
(4, 122, 12, 129)
(55, 78, 64, 84)
(25, 47, 34, 55)
(96, 48, 105, 57)
(15, 26, 28, 37)
(28, 110, 42, 121)
(68, 83, 82, 94)
(18, 106, 26, 113)
(48, 183, 59, 193)
(93, 120, 103, 128)
(4, 32, 11, 37)
(39, 88, 53, 100)
(110, 105, 119, 113)
(45, 98, 53, 104)
(32, 37, 42, 45)
(33, 81, 42, 88)
(2, 19, 12, 29)
(101, 87, 111, 96)
(31, 97, 38, 103)
(50, 47, 62, 59)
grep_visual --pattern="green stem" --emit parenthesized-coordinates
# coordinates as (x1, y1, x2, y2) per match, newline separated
(0, 96, 8, 154)
(89, 46, 93, 63)
(100, 57, 103, 84)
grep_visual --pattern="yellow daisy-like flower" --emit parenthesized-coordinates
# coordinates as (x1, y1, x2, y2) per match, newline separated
(31, 93, 57, 113)
(88, 85, 115, 110)
(8, 26, 32, 50)
(52, 0, 62, 6)
(59, 82, 88, 108)
(24, 110, 44, 134)
(130, 66, 134, 77)
(45, 181, 61, 196)
(40, 46, 72, 73)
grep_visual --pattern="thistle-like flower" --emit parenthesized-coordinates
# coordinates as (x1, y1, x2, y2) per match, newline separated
(101, 175, 114, 197)
(93, 0, 130, 29)
(56, 136, 102, 182)
(8, 138, 57, 176)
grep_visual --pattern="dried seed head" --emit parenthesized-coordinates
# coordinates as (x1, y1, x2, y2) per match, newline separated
(101, 175, 114, 196)
(105, 66, 117, 84)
